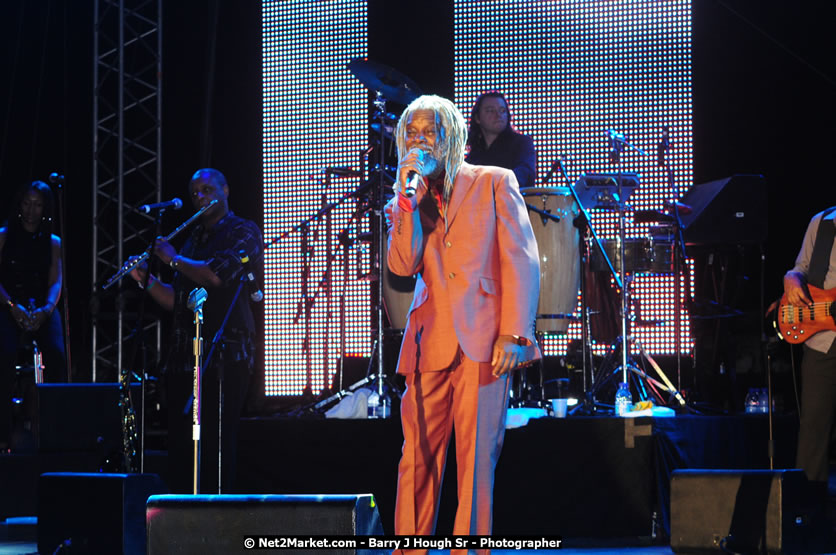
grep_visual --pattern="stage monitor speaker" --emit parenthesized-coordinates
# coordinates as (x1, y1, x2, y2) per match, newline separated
(670, 469, 810, 554)
(38, 472, 167, 555)
(679, 174, 767, 245)
(37, 382, 141, 453)
(146, 493, 384, 554)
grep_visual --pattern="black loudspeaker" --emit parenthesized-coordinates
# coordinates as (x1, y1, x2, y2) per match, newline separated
(38, 472, 168, 555)
(37, 383, 141, 453)
(146, 493, 384, 554)
(670, 469, 811, 554)
(679, 174, 767, 245)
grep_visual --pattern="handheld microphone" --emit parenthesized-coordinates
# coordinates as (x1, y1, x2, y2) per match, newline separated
(138, 198, 183, 214)
(48, 172, 65, 185)
(403, 148, 425, 197)
(239, 251, 263, 303)
(542, 158, 561, 185)
(404, 171, 423, 197)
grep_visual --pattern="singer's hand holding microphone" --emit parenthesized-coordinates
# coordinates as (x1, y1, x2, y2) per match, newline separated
(397, 147, 429, 200)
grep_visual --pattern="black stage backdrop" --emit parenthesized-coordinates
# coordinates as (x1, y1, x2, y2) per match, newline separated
(0, 0, 834, 408)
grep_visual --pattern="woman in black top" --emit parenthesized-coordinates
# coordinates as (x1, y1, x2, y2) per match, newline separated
(0, 180, 66, 450)
(465, 91, 537, 189)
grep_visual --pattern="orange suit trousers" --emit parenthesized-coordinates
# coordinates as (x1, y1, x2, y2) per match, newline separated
(393, 350, 511, 555)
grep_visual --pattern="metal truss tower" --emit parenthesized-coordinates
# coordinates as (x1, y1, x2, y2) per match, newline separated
(92, 0, 162, 381)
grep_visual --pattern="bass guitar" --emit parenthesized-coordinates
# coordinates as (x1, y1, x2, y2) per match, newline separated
(773, 284, 836, 344)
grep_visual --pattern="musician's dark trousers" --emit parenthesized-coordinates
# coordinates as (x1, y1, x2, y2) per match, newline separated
(797, 340, 836, 487)
(0, 308, 66, 448)
(165, 351, 250, 494)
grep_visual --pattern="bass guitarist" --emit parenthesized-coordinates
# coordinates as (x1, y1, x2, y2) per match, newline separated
(784, 206, 836, 506)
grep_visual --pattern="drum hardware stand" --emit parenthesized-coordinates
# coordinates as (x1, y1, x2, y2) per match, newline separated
(347, 58, 423, 418)
(265, 173, 372, 408)
(555, 158, 622, 414)
(288, 217, 372, 416)
(608, 130, 641, 387)
(658, 125, 693, 395)
(599, 131, 685, 409)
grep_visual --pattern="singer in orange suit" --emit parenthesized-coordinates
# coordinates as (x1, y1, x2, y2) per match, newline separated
(385, 94, 540, 553)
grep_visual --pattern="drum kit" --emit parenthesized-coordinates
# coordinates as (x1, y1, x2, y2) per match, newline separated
(291, 58, 690, 415)
(285, 58, 424, 416)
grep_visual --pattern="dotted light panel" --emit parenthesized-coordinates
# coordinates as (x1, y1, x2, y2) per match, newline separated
(263, 0, 370, 396)
(454, 0, 694, 355)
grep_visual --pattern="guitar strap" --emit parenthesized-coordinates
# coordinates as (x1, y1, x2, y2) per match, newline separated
(808, 206, 836, 288)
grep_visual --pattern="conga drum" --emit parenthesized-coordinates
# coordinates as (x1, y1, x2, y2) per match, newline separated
(520, 187, 581, 334)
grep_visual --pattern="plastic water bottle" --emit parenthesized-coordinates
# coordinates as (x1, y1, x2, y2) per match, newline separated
(367, 387, 391, 419)
(367, 389, 379, 418)
(33, 341, 44, 384)
(614, 382, 632, 416)
(760, 388, 770, 414)
(744, 388, 759, 414)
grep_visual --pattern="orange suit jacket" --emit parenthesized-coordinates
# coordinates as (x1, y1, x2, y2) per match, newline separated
(385, 162, 541, 374)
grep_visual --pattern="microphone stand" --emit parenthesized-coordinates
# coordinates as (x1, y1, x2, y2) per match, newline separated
(606, 131, 686, 408)
(188, 287, 207, 494)
(182, 255, 258, 492)
(124, 207, 167, 474)
(555, 159, 621, 413)
(51, 174, 72, 381)
(659, 127, 689, 393)
(608, 133, 632, 385)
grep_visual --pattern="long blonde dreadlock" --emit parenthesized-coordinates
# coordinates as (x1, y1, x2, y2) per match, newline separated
(394, 95, 468, 202)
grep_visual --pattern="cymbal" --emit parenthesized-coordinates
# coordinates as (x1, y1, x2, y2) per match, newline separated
(348, 58, 422, 105)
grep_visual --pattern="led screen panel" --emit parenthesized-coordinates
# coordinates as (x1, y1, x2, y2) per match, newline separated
(453, 0, 694, 355)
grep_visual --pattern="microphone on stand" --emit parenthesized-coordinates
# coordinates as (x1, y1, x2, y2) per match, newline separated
(137, 198, 183, 214)
(239, 250, 263, 303)
(606, 129, 625, 164)
(48, 172, 65, 185)
(542, 159, 561, 185)
(657, 125, 670, 166)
